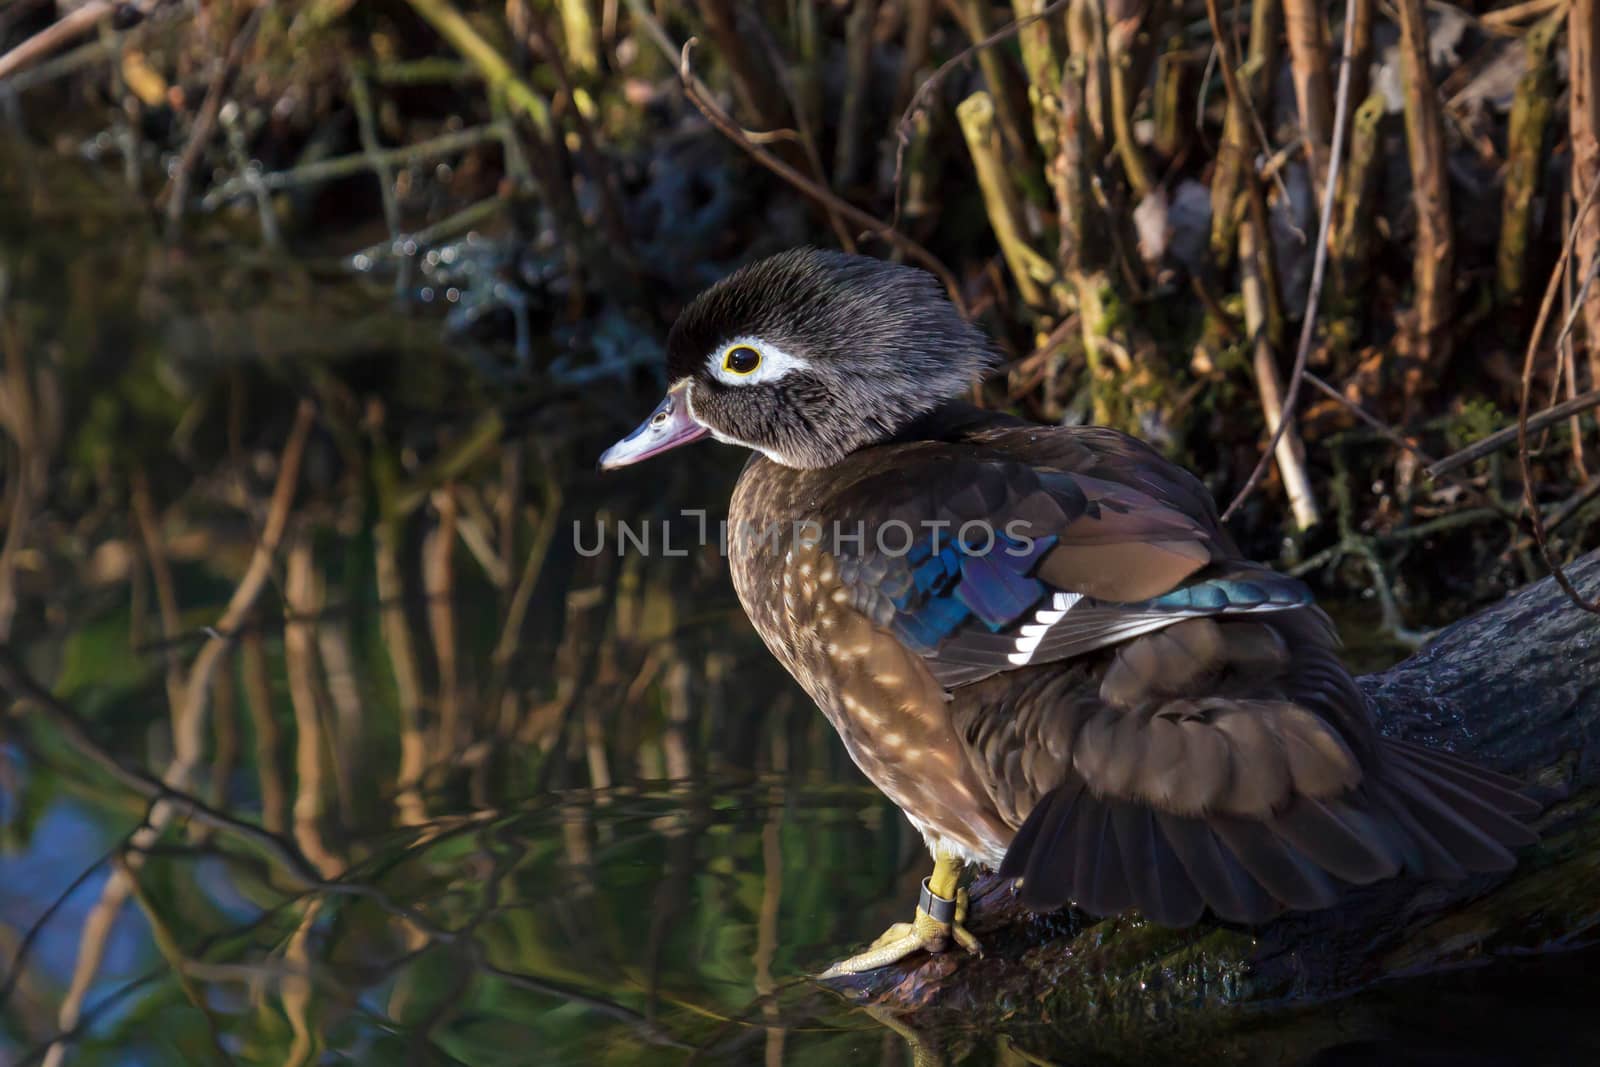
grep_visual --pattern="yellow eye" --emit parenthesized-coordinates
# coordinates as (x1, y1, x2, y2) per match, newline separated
(722, 345, 762, 376)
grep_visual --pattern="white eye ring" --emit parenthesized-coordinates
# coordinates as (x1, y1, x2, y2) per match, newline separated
(706, 335, 809, 385)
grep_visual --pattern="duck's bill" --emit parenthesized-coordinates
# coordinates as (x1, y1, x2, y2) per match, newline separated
(598, 382, 710, 470)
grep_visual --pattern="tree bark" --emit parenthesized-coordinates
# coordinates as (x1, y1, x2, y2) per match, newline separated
(825, 553, 1600, 1031)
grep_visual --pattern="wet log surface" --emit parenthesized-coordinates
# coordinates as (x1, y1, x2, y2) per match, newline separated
(823, 552, 1600, 1029)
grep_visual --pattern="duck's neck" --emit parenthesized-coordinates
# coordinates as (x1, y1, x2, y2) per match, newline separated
(885, 400, 1019, 446)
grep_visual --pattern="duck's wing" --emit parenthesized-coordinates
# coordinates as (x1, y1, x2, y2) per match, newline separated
(824, 443, 1307, 692)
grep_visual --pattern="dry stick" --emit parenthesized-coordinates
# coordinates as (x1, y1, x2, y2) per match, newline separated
(1571, 0, 1600, 392)
(696, 0, 789, 129)
(888, 0, 1071, 234)
(488, 482, 561, 715)
(1106, 5, 1156, 199)
(349, 67, 403, 239)
(377, 516, 429, 828)
(1345, 0, 1374, 115)
(959, 0, 1032, 163)
(1515, 174, 1600, 613)
(314, 618, 364, 822)
(1220, 0, 1360, 523)
(1014, 0, 1065, 163)
(1241, 195, 1321, 529)
(1303, 372, 1435, 463)
(1481, 0, 1567, 34)
(557, 0, 599, 75)
(0, 0, 111, 81)
(1551, 227, 1600, 474)
(1151, 30, 1188, 160)
(203, 123, 511, 209)
(177, 400, 315, 783)
(1396, 0, 1454, 405)
(0, 303, 40, 644)
(619, 21, 844, 254)
(1332, 91, 1385, 298)
(1560, 186, 1591, 478)
(0, 836, 127, 1011)
(1513, 476, 1600, 551)
(118, 855, 231, 1060)
(1426, 389, 1600, 478)
(1283, 0, 1334, 203)
(1204, 0, 1305, 253)
(958, 91, 1051, 307)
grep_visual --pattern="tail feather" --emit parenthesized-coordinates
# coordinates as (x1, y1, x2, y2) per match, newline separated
(1152, 812, 1275, 923)
(1113, 805, 1206, 926)
(998, 739, 1538, 927)
(1386, 739, 1542, 816)
(1269, 795, 1404, 884)
(1210, 815, 1340, 912)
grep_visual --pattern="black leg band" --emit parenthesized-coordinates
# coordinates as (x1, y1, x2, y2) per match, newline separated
(919, 877, 958, 924)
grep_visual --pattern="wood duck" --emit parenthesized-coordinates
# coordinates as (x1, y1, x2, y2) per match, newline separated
(600, 248, 1537, 976)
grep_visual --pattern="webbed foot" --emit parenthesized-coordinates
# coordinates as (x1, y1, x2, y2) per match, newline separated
(819, 866, 981, 978)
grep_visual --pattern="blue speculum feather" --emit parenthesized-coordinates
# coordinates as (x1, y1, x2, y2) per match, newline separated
(887, 532, 1057, 654)
(1142, 575, 1313, 614)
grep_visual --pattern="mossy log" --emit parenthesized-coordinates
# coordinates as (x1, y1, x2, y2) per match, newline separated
(824, 553, 1600, 1028)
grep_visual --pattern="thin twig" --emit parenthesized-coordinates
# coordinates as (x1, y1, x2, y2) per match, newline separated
(663, 36, 966, 314)
(202, 123, 511, 210)
(1426, 388, 1600, 478)
(1220, 0, 1360, 522)
(1509, 476, 1600, 553)
(1301, 370, 1520, 522)
(0, 0, 112, 82)
(1304, 372, 1439, 466)
(1516, 172, 1600, 613)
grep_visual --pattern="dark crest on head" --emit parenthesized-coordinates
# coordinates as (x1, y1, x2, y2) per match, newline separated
(665, 248, 995, 468)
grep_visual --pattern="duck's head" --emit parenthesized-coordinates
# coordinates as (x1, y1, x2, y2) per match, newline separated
(600, 248, 993, 471)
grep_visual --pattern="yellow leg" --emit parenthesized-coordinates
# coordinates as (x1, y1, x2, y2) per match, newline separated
(818, 852, 983, 978)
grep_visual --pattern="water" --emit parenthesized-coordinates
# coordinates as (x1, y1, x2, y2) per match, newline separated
(2, 136, 1597, 1067)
